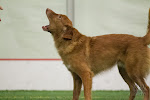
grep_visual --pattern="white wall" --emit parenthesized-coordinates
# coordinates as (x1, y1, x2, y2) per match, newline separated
(0, 0, 67, 58)
(0, 60, 150, 90)
(75, 0, 150, 37)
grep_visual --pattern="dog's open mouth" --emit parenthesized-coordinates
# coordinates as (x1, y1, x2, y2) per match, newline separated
(42, 25, 49, 31)
(42, 25, 51, 33)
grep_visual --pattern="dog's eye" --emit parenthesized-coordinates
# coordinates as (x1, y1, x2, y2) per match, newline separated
(58, 15, 62, 19)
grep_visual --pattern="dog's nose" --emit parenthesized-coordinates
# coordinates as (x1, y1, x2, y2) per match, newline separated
(46, 8, 56, 15)
(46, 8, 51, 14)
(46, 8, 49, 12)
(46, 8, 49, 14)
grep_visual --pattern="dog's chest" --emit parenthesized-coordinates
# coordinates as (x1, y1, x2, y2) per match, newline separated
(65, 64, 73, 71)
(61, 57, 72, 71)
(66, 65, 71, 69)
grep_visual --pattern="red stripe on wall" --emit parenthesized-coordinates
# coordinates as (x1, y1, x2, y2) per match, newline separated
(0, 59, 62, 61)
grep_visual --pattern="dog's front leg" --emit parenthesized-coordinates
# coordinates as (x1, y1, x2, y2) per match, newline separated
(81, 71, 93, 100)
(72, 72, 82, 100)
(71, 62, 93, 100)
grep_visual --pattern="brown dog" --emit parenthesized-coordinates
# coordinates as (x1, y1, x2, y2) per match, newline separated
(42, 8, 150, 100)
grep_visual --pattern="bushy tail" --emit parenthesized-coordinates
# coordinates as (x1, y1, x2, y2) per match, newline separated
(143, 8, 150, 45)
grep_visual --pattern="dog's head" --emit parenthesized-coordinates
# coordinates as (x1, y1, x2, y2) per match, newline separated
(42, 8, 74, 40)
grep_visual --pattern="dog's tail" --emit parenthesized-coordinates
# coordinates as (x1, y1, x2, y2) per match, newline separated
(143, 8, 150, 45)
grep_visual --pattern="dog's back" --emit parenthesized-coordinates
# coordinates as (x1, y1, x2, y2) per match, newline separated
(88, 34, 150, 76)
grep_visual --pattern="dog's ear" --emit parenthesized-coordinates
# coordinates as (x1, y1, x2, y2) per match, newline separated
(62, 25, 73, 40)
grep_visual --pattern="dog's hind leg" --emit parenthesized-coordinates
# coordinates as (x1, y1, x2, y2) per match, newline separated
(125, 56, 150, 100)
(129, 76, 149, 100)
(71, 72, 82, 100)
(117, 61, 138, 100)
(138, 78, 149, 100)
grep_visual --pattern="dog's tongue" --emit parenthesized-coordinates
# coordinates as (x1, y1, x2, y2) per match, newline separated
(42, 25, 49, 31)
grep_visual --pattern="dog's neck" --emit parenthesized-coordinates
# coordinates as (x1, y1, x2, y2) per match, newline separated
(52, 29, 87, 56)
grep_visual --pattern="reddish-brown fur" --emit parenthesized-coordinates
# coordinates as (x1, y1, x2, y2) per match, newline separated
(42, 8, 150, 100)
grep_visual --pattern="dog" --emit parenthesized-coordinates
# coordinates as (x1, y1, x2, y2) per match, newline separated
(42, 8, 150, 100)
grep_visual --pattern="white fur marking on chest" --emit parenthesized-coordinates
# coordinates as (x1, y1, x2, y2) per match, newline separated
(66, 65, 71, 69)
(117, 61, 125, 68)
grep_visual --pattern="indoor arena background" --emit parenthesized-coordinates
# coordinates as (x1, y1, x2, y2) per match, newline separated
(0, 0, 150, 90)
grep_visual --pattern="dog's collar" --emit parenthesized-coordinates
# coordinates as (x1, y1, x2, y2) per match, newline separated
(48, 30, 51, 33)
